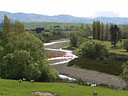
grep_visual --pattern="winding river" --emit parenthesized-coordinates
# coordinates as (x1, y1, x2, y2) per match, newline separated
(44, 40, 78, 65)
(44, 40, 127, 87)
(44, 40, 78, 80)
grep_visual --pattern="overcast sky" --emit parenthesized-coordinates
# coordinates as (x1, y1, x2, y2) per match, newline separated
(0, 0, 128, 17)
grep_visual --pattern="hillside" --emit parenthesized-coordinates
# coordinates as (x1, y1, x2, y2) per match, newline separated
(1, 11, 128, 24)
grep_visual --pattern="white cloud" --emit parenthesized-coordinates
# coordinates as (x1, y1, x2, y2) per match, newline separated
(0, 0, 128, 17)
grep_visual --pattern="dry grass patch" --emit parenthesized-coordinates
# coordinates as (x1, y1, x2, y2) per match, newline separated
(32, 92, 56, 96)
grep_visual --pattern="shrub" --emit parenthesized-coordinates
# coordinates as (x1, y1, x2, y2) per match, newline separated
(75, 40, 108, 59)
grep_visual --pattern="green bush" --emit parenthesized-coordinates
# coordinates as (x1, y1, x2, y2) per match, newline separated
(75, 40, 108, 59)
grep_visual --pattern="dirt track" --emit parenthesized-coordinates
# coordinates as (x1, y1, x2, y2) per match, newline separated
(45, 39, 127, 88)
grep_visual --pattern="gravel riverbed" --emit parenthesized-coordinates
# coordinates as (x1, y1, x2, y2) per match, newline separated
(45, 39, 127, 88)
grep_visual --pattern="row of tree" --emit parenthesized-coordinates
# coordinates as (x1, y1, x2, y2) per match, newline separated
(92, 21, 109, 41)
(3, 15, 25, 38)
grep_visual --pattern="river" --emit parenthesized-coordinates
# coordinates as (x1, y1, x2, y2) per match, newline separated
(44, 40, 78, 81)
(44, 40, 127, 87)
(44, 40, 78, 65)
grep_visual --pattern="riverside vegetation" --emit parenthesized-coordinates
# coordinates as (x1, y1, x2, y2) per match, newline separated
(67, 22, 128, 85)
(0, 15, 58, 81)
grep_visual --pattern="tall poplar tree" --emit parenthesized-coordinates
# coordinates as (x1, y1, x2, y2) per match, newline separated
(92, 21, 96, 39)
(3, 15, 11, 37)
(105, 23, 109, 41)
(97, 21, 101, 40)
(100, 23, 104, 41)
(14, 20, 25, 34)
(85, 24, 91, 37)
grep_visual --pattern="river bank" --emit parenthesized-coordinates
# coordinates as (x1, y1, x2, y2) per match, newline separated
(44, 39, 127, 88)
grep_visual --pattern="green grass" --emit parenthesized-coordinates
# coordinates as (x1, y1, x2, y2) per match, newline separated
(23, 22, 92, 29)
(103, 41, 128, 55)
(0, 79, 128, 96)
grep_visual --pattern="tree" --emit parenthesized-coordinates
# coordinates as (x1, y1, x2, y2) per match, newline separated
(110, 24, 121, 47)
(1, 50, 34, 79)
(75, 40, 108, 59)
(69, 31, 80, 47)
(14, 20, 25, 34)
(97, 21, 101, 40)
(100, 23, 104, 41)
(85, 24, 91, 38)
(123, 39, 128, 52)
(80, 23, 85, 31)
(105, 23, 109, 41)
(92, 21, 102, 40)
(3, 15, 11, 37)
(92, 21, 96, 39)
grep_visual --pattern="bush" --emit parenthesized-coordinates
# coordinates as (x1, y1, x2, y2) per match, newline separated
(75, 40, 108, 59)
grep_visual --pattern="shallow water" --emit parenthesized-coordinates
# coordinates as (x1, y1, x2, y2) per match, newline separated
(44, 40, 77, 80)
(44, 41, 78, 65)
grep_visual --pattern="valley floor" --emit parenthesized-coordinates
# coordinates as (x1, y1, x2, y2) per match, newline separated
(46, 39, 127, 88)
(53, 63, 126, 88)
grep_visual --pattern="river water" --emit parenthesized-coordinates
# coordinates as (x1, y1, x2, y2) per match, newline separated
(44, 40, 78, 65)
(44, 40, 78, 80)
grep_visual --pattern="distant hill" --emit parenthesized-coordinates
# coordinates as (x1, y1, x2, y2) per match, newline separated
(0, 11, 128, 24)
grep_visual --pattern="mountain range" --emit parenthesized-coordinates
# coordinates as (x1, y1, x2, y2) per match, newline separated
(0, 11, 128, 24)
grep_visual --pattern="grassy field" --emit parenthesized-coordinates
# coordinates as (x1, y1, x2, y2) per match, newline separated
(0, 79, 128, 96)
(23, 22, 91, 29)
(103, 40, 128, 55)
(23, 22, 126, 30)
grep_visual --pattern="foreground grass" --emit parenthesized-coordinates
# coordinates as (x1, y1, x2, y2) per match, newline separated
(0, 79, 128, 96)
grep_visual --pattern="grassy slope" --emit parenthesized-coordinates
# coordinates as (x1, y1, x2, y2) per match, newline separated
(103, 41, 128, 55)
(0, 79, 128, 96)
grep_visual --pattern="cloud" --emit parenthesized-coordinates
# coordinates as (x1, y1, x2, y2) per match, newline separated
(93, 11, 119, 17)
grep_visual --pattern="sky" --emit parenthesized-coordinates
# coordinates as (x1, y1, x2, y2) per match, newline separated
(0, 0, 128, 18)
